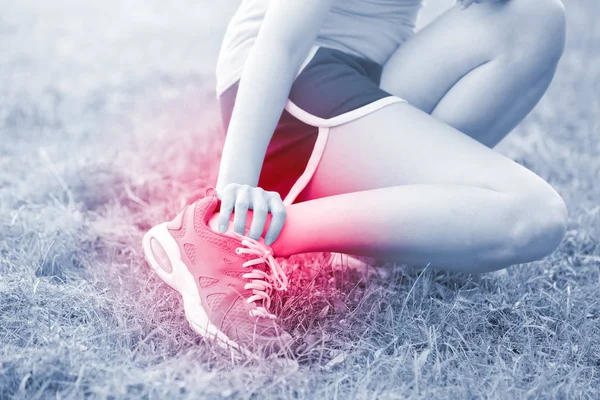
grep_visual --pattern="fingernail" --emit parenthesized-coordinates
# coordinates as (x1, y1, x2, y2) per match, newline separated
(218, 224, 227, 233)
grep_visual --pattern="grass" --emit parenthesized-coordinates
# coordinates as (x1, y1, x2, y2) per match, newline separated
(1, 0, 599, 399)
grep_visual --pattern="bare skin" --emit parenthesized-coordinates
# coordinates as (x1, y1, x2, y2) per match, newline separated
(214, 0, 568, 273)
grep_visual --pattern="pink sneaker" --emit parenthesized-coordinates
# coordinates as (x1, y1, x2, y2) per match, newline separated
(142, 187, 293, 357)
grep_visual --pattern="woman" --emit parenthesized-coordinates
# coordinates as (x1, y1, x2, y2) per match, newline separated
(143, 0, 568, 356)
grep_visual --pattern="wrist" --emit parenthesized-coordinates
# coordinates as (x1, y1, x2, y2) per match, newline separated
(215, 174, 259, 194)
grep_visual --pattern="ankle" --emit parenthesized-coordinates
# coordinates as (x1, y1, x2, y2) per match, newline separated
(269, 238, 290, 259)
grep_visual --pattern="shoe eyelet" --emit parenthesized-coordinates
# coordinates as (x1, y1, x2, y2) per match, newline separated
(235, 248, 241, 255)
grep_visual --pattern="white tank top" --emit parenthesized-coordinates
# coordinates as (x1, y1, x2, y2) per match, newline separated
(215, 0, 423, 97)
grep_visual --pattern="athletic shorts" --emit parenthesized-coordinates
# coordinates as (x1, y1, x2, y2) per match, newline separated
(219, 46, 406, 206)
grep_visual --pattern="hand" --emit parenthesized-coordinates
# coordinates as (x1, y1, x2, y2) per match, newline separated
(458, 0, 503, 10)
(216, 183, 287, 246)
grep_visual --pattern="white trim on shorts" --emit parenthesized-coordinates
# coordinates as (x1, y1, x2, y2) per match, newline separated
(281, 46, 407, 206)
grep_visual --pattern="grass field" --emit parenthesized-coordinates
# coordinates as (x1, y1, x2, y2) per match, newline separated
(1, 0, 599, 399)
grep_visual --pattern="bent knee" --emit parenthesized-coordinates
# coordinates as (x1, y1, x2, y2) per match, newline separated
(502, 0, 567, 64)
(507, 186, 568, 261)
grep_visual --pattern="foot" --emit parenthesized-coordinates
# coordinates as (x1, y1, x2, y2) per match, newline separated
(142, 187, 293, 357)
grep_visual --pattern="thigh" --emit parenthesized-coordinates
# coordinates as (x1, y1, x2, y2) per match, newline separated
(379, 2, 507, 113)
(379, 0, 564, 147)
(295, 101, 550, 202)
(220, 80, 319, 200)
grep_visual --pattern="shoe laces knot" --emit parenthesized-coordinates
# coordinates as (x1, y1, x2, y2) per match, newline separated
(233, 233, 288, 320)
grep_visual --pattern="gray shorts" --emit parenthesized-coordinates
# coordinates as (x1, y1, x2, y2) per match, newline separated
(220, 46, 406, 205)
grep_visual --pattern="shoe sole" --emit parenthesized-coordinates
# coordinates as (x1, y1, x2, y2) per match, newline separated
(142, 222, 252, 357)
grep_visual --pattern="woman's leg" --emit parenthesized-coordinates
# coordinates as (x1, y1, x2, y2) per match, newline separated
(264, 0, 568, 273)
(380, 0, 566, 147)
(269, 102, 567, 273)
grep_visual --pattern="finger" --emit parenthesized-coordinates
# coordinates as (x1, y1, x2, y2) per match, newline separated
(233, 185, 251, 235)
(247, 188, 268, 240)
(264, 193, 287, 246)
(217, 185, 237, 233)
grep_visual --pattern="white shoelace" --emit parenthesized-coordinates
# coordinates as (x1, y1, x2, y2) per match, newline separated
(233, 232, 289, 319)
